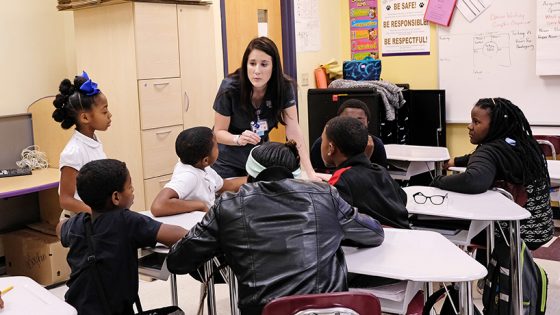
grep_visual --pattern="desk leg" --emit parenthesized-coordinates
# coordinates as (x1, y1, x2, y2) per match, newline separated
(460, 281, 474, 315)
(435, 161, 443, 177)
(509, 220, 523, 315)
(226, 267, 240, 315)
(424, 282, 435, 315)
(486, 221, 495, 266)
(205, 260, 217, 315)
(212, 259, 240, 315)
(170, 274, 178, 306)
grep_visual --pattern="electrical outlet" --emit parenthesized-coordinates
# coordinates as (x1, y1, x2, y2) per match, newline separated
(301, 73, 309, 86)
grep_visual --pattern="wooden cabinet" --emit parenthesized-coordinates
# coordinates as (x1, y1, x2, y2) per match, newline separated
(134, 3, 180, 79)
(178, 5, 219, 128)
(73, 2, 220, 210)
(143, 174, 172, 210)
(141, 126, 182, 179)
(138, 78, 183, 129)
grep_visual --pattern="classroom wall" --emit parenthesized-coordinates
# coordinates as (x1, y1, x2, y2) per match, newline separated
(295, 0, 348, 149)
(337, 1, 559, 158)
(0, 0, 75, 116)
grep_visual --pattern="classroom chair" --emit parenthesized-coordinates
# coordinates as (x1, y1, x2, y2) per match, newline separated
(534, 135, 560, 160)
(27, 96, 73, 168)
(261, 291, 382, 315)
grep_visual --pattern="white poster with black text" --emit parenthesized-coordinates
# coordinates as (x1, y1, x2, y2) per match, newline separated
(381, 0, 431, 56)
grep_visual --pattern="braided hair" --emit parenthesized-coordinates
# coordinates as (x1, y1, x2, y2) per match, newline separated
(475, 97, 548, 184)
(52, 75, 98, 129)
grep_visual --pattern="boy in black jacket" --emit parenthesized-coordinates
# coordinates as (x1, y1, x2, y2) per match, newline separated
(322, 116, 410, 228)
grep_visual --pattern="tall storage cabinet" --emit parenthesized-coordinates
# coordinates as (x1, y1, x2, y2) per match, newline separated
(73, 2, 220, 210)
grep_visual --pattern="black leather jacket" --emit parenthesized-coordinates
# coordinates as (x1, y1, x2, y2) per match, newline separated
(167, 178, 384, 313)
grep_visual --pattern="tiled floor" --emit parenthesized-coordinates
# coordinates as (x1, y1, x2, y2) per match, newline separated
(46, 257, 560, 315)
(46, 233, 560, 314)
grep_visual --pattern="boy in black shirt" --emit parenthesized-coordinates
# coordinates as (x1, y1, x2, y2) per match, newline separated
(57, 159, 187, 315)
(323, 116, 409, 228)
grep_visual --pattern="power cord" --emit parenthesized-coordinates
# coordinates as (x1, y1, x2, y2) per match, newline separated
(16, 145, 49, 170)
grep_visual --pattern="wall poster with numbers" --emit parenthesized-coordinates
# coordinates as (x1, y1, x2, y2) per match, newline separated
(381, 0, 430, 56)
(349, 0, 379, 60)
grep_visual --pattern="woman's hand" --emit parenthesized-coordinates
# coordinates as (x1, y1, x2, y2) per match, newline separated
(237, 130, 261, 146)
(315, 173, 332, 182)
(305, 169, 323, 182)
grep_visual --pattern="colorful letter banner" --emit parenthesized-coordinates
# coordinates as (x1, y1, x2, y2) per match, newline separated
(349, 0, 379, 60)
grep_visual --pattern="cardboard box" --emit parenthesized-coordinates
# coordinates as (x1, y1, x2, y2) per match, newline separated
(3, 228, 70, 286)
(38, 188, 63, 226)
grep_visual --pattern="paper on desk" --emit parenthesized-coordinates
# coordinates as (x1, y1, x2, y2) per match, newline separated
(350, 281, 407, 302)
(456, 0, 492, 22)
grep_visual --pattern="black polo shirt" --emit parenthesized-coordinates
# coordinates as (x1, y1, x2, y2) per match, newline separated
(212, 76, 296, 177)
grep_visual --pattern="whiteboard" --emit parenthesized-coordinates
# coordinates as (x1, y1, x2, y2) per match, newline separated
(438, 0, 560, 125)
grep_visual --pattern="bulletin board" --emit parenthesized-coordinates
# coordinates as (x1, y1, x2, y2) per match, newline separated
(438, 0, 560, 125)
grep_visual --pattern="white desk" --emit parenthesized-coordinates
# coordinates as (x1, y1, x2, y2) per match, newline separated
(403, 186, 530, 315)
(547, 160, 560, 184)
(145, 211, 205, 229)
(404, 186, 528, 246)
(344, 228, 486, 314)
(385, 144, 450, 180)
(0, 276, 76, 315)
(546, 160, 560, 206)
(139, 211, 238, 315)
(448, 166, 466, 174)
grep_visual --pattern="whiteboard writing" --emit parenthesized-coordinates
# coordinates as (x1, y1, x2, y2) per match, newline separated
(294, 0, 321, 52)
(438, 0, 560, 125)
(536, 0, 560, 75)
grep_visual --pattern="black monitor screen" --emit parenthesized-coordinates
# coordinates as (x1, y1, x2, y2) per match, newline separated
(307, 88, 381, 145)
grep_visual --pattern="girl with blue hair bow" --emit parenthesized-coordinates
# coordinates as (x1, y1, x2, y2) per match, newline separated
(52, 71, 112, 218)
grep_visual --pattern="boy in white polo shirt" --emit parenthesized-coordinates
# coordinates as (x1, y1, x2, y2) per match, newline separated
(151, 127, 245, 217)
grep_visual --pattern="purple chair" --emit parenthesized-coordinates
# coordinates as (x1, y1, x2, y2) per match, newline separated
(261, 291, 382, 315)
(534, 135, 560, 160)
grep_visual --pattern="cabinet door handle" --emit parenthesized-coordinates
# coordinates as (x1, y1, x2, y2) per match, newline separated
(184, 91, 190, 112)
(155, 130, 173, 136)
(158, 179, 170, 188)
(153, 82, 170, 87)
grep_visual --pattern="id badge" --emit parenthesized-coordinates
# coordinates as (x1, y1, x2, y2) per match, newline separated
(251, 119, 268, 137)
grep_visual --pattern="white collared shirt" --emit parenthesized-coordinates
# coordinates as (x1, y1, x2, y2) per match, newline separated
(59, 130, 107, 201)
(165, 162, 224, 208)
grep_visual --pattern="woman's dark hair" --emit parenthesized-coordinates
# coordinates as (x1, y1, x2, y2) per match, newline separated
(230, 36, 294, 125)
(175, 127, 214, 165)
(475, 97, 548, 183)
(77, 159, 129, 212)
(325, 116, 368, 157)
(252, 140, 300, 172)
(337, 99, 371, 122)
(52, 75, 99, 129)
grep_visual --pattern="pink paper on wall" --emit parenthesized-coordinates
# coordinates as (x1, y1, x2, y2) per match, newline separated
(424, 0, 457, 27)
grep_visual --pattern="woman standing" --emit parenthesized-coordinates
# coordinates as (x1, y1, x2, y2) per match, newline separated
(212, 37, 319, 180)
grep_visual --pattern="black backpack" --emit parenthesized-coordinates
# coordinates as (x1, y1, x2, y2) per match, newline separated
(483, 240, 548, 315)
(422, 284, 482, 315)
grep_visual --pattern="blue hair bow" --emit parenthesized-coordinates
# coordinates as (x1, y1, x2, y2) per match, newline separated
(79, 71, 100, 96)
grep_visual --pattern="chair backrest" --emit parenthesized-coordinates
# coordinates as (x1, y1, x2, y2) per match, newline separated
(261, 291, 382, 315)
(534, 135, 560, 160)
(27, 96, 72, 168)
